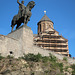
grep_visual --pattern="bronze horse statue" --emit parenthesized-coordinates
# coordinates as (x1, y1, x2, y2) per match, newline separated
(11, 1, 35, 31)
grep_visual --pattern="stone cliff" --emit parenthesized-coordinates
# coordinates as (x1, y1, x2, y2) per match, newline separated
(0, 53, 74, 75)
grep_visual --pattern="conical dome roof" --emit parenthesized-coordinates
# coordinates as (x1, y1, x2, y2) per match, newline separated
(39, 14, 53, 23)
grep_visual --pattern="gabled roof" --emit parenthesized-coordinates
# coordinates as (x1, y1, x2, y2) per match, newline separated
(38, 14, 53, 24)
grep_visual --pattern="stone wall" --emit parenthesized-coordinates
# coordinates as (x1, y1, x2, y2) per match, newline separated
(7, 25, 33, 56)
(0, 35, 21, 58)
(27, 45, 75, 64)
(0, 26, 75, 64)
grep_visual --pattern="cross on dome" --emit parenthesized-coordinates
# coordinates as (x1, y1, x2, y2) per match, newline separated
(44, 11, 46, 15)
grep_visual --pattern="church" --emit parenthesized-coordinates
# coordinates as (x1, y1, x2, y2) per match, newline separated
(33, 13, 69, 57)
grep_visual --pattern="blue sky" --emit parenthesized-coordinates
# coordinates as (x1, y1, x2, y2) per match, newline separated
(0, 0, 75, 57)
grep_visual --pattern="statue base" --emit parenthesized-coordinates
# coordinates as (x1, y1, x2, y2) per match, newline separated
(7, 25, 33, 58)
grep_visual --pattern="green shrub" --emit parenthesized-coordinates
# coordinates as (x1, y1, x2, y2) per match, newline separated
(49, 53, 57, 62)
(50, 63, 58, 70)
(35, 53, 42, 61)
(51, 62, 63, 72)
(57, 63, 63, 72)
(0, 54, 4, 60)
(42, 56, 49, 63)
(22, 53, 42, 62)
(71, 64, 75, 70)
(21, 53, 57, 63)
(31, 72, 34, 75)
(7, 55, 14, 59)
(63, 57, 67, 61)
(71, 64, 75, 75)
(24, 64, 29, 68)
(29, 63, 34, 68)
(64, 66, 69, 71)
(72, 70, 75, 75)
(44, 70, 50, 74)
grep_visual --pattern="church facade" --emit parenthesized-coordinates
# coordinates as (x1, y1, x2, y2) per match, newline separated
(33, 14, 69, 57)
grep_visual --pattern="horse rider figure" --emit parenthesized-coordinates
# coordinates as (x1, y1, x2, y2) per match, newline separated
(11, 0, 35, 31)
(17, 0, 25, 18)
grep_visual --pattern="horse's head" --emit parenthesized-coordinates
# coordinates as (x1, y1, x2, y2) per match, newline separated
(27, 1, 35, 11)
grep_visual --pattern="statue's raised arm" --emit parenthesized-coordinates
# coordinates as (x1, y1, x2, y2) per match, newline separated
(17, 0, 21, 5)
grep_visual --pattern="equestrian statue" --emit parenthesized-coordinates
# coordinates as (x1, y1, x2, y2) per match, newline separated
(11, 0, 35, 31)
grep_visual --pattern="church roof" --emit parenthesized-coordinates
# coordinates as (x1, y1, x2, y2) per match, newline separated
(38, 14, 53, 23)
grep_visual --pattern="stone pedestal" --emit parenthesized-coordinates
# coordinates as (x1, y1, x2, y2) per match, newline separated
(7, 25, 33, 57)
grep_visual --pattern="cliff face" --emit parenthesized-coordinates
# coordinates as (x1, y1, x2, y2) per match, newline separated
(0, 54, 74, 75)
(0, 60, 62, 75)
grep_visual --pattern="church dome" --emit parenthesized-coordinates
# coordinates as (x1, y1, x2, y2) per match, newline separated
(38, 14, 53, 24)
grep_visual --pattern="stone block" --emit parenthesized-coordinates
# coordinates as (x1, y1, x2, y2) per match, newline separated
(7, 25, 33, 58)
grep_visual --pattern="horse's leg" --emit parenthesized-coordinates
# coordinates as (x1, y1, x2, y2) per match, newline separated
(16, 24, 19, 29)
(24, 15, 27, 25)
(26, 15, 31, 24)
(16, 25, 18, 29)
(11, 25, 14, 32)
(16, 23, 21, 29)
(26, 13, 31, 24)
(26, 16, 29, 24)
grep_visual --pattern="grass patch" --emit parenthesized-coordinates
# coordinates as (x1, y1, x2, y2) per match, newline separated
(71, 64, 75, 75)
(64, 66, 69, 71)
(21, 53, 57, 63)
(63, 57, 67, 61)
(21, 53, 42, 62)
(7, 55, 14, 59)
(0, 53, 4, 60)
(49, 53, 57, 62)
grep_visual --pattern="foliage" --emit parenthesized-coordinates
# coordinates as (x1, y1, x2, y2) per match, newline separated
(63, 57, 67, 61)
(72, 70, 75, 75)
(44, 70, 49, 73)
(31, 72, 34, 75)
(57, 63, 63, 72)
(42, 56, 49, 63)
(7, 55, 14, 59)
(64, 66, 69, 71)
(24, 64, 29, 68)
(20, 53, 64, 73)
(44, 70, 50, 75)
(71, 64, 75, 70)
(0, 53, 4, 60)
(50, 62, 63, 72)
(0, 53, 66, 75)
(29, 63, 34, 68)
(71, 64, 75, 75)
(21, 53, 57, 63)
(22, 53, 42, 62)
(49, 53, 57, 62)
